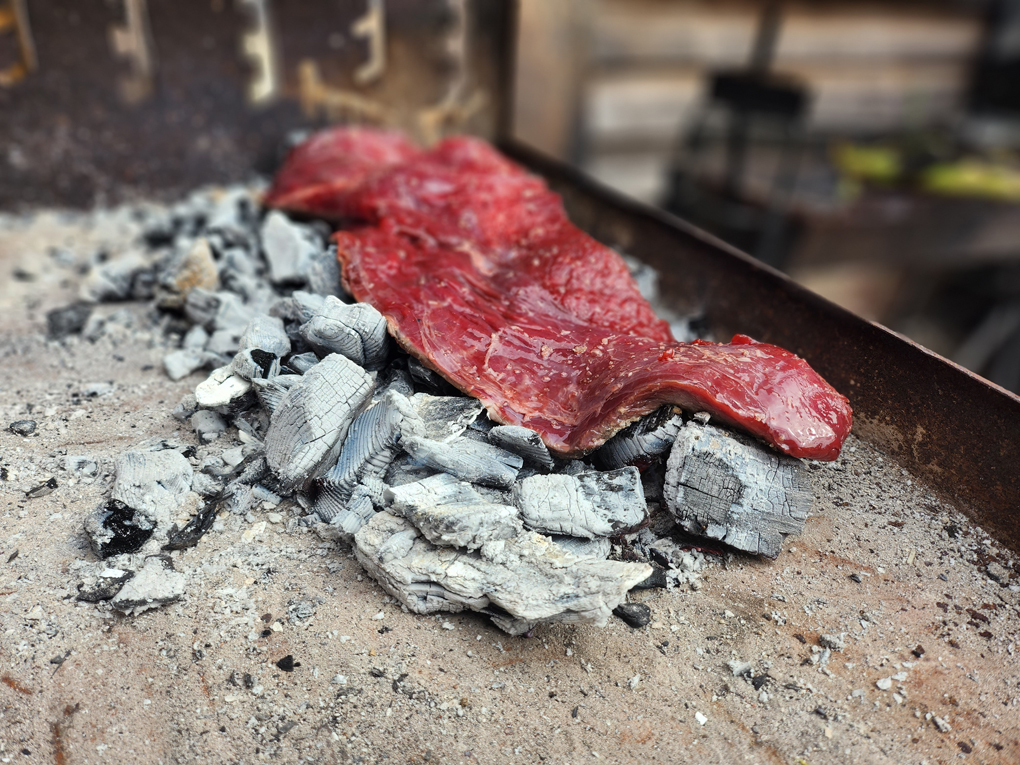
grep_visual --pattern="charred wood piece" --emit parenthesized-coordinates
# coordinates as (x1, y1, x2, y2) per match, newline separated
(355, 512, 651, 635)
(664, 423, 812, 558)
(487, 425, 554, 470)
(383, 473, 522, 551)
(260, 211, 321, 285)
(401, 435, 523, 489)
(512, 467, 646, 539)
(264, 353, 374, 491)
(409, 393, 485, 443)
(298, 295, 389, 369)
(231, 315, 291, 380)
(592, 406, 683, 470)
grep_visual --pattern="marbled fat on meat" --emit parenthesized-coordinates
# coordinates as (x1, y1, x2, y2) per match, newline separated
(266, 128, 852, 460)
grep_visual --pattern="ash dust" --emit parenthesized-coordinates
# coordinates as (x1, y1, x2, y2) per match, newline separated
(1, 206, 1019, 764)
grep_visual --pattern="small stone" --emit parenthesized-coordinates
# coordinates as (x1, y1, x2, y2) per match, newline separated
(849, 573, 863, 583)
(819, 633, 846, 652)
(695, 712, 707, 726)
(25, 477, 58, 498)
(933, 716, 952, 733)
(627, 674, 640, 690)
(64, 456, 99, 476)
(727, 660, 753, 677)
(613, 602, 651, 629)
(876, 677, 893, 691)
(8, 420, 36, 436)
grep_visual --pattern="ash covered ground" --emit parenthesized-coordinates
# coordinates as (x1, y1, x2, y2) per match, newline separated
(1, 196, 1019, 764)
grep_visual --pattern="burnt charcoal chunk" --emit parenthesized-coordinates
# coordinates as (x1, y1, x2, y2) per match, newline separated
(46, 302, 93, 339)
(613, 602, 651, 628)
(664, 423, 811, 558)
(631, 565, 668, 590)
(8, 420, 36, 436)
(84, 498, 154, 559)
(163, 498, 220, 551)
(276, 655, 301, 672)
(76, 570, 134, 603)
(25, 477, 58, 498)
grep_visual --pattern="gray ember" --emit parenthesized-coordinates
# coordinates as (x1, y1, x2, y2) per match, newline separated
(8, 420, 36, 436)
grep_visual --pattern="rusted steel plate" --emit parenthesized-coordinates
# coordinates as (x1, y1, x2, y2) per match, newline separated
(504, 139, 1020, 555)
(0, 0, 511, 209)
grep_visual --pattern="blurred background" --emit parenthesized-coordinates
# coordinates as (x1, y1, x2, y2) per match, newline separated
(514, 0, 1020, 393)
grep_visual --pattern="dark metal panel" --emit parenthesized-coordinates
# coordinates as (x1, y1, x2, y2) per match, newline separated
(0, 0, 511, 209)
(502, 138, 1020, 554)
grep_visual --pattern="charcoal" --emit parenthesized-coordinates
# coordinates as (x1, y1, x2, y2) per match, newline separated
(314, 391, 422, 521)
(25, 477, 57, 498)
(284, 352, 319, 374)
(632, 565, 669, 590)
(593, 406, 683, 470)
(76, 567, 135, 603)
(402, 435, 523, 489)
(379, 366, 414, 397)
(172, 394, 199, 422)
(355, 512, 651, 635)
(664, 422, 811, 558)
(512, 467, 647, 539)
(410, 393, 485, 442)
(8, 420, 36, 436)
(384, 454, 436, 488)
(231, 315, 291, 380)
(547, 535, 611, 560)
(304, 242, 343, 296)
(298, 296, 389, 369)
(46, 302, 93, 339)
(80, 250, 152, 302)
(155, 237, 219, 309)
(487, 425, 554, 470)
(206, 187, 255, 234)
(111, 556, 186, 615)
(163, 496, 221, 551)
(194, 365, 252, 408)
(613, 602, 651, 629)
(163, 349, 207, 381)
(185, 288, 255, 333)
(269, 290, 327, 326)
(407, 357, 459, 395)
(191, 410, 227, 443)
(322, 484, 378, 541)
(251, 372, 303, 414)
(111, 449, 194, 534)
(206, 328, 244, 357)
(260, 211, 320, 284)
(383, 474, 522, 551)
(83, 498, 154, 559)
(264, 353, 374, 491)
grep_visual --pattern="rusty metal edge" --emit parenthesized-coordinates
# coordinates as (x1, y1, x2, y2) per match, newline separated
(499, 137, 1020, 555)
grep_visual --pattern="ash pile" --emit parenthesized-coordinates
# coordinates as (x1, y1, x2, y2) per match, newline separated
(67, 186, 813, 635)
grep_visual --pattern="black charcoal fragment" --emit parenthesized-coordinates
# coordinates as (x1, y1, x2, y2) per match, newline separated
(8, 420, 36, 436)
(613, 602, 651, 629)
(664, 422, 811, 558)
(407, 357, 459, 395)
(632, 565, 669, 590)
(25, 477, 58, 498)
(410, 393, 485, 442)
(76, 568, 135, 603)
(592, 406, 683, 470)
(163, 496, 221, 551)
(402, 435, 523, 489)
(275, 654, 301, 672)
(46, 303, 93, 339)
(487, 426, 554, 470)
(84, 499, 153, 558)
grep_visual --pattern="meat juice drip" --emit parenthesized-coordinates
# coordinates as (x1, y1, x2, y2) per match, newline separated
(267, 127, 852, 461)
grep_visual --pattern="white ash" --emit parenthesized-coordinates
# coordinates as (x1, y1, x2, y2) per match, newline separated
(110, 556, 186, 615)
(111, 449, 194, 533)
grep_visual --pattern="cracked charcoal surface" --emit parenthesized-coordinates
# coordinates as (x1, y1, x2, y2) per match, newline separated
(264, 353, 374, 491)
(487, 425, 555, 470)
(299, 295, 389, 369)
(401, 435, 523, 489)
(355, 512, 651, 635)
(512, 467, 647, 539)
(409, 393, 485, 442)
(231, 315, 291, 380)
(110, 449, 194, 534)
(383, 473, 522, 551)
(664, 422, 812, 558)
(592, 406, 684, 470)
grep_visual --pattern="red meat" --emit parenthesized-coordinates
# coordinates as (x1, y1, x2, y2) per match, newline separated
(267, 127, 852, 460)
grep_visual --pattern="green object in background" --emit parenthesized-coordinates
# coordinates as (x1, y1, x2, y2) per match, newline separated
(832, 144, 902, 185)
(921, 161, 1020, 202)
